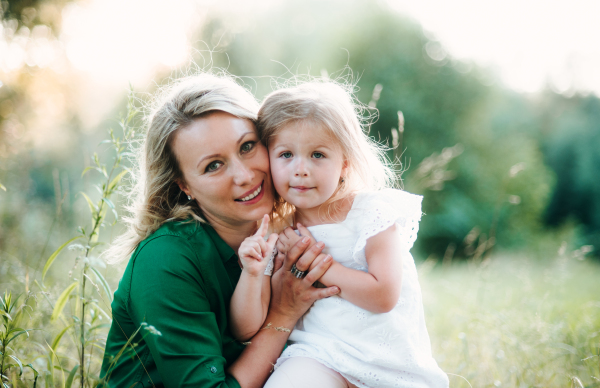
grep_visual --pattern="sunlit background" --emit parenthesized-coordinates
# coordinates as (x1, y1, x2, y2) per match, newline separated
(1, 0, 599, 386)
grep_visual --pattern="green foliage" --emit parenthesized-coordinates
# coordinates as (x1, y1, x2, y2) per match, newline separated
(0, 291, 39, 387)
(32, 96, 138, 387)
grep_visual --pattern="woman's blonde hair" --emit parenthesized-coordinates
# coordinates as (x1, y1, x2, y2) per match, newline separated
(105, 73, 259, 264)
(257, 80, 395, 225)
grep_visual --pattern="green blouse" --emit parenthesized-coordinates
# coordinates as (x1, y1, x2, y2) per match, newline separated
(99, 220, 244, 387)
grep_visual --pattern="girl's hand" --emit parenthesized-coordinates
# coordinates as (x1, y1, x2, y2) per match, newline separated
(238, 214, 278, 277)
(275, 223, 322, 273)
(276, 223, 317, 256)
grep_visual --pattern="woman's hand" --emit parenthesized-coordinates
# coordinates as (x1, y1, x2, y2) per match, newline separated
(238, 214, 278, 277)
(270, 236, 340, 323)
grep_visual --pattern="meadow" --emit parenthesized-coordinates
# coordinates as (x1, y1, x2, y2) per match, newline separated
(421, 251, 600, 387)
(1, 94, 599, 387)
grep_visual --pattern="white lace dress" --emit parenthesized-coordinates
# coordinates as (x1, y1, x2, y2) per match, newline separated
(274, 189, 449, 388)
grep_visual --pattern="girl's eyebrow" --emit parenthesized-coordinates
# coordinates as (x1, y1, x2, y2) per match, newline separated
(271, 142, 332, 150)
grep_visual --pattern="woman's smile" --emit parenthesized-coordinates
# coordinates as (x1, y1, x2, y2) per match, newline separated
(235, 180, 265, 203)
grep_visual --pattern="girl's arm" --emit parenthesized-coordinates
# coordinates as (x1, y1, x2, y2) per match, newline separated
(229, 271, 272, 341)
(229, 215, 277, 341)
(228, 238, 340, 388)
(290, 223, 403, 314)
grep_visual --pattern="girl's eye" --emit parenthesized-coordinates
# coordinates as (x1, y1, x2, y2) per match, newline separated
(280, 151, 293, 159)
(312, 152, 325, 159)
(241, 141, 256, 153)
(205, 161, 223, 173)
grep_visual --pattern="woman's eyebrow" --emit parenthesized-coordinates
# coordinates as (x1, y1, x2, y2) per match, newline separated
(197, 153, 220, 168)
(196, 132, 256, 168)
(237, 131, 255, 144)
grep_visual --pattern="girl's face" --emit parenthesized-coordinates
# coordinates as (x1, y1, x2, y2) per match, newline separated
(172, 111, 274, 229)
(269, 121, 347, 212)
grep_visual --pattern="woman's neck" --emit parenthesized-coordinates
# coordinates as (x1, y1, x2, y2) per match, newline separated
(294, 195, 355, 228)
(204, 214, 258, 253)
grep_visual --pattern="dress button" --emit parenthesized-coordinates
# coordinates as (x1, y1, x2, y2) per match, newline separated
(210, 366, 217, 374)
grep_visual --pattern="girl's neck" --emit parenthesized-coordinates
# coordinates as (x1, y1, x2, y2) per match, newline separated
(294, 195, 355, 228)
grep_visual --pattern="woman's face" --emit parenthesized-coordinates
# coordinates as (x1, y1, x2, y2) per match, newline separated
(172, 111, 274, 229)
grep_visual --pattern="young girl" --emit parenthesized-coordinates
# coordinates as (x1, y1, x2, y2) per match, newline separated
(229, 81, 449, 388)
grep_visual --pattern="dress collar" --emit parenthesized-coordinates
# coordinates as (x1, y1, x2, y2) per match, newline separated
(203, 223, 237, 263)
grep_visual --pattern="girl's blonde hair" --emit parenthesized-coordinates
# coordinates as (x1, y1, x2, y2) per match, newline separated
(257, 80, 395, 225)
(105, 73, 259, 264)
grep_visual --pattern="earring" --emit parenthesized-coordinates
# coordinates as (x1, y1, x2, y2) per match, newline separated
(340, 177, 345, 184)
(187, 195, 192, 201)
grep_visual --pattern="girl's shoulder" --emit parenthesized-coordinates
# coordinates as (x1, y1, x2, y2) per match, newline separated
(351, 188, 423, 218)
(348, 189, 423, 253)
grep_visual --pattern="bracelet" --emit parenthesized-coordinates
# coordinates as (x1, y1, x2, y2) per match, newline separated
(239, 322, 292, 346)
(261, 322, 291, 333)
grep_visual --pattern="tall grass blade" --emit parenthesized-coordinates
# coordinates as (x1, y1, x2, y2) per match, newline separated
(46, 341, 65, 388)
(80, 192, 98, 216)
(108, 169, 128, 192)
(51, 323, 74, 351)
(90, 267, 113, 303)
(24, 363, 38, 387)
(65, 364, 79, 388)
(7, 329, 34, 345)
(42, 236, 82, 284)
(7, 355, 22, 375)
(0, 310, 12, 321)
(51, 282, 78, 322)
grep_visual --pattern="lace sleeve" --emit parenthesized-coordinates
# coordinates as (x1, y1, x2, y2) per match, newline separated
(351, 189, 423, 267)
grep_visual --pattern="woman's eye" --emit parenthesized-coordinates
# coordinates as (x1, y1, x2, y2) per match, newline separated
(312, 152, 325, 159)
(205, 161, 223, 172)
(280, 151, 293, 159)
(241, 141, 256, 153)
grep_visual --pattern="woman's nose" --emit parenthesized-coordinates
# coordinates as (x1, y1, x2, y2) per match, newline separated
(232, 158, 255, 185)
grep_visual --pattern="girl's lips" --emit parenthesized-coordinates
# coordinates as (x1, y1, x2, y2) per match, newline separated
(291, 186, 313, 193)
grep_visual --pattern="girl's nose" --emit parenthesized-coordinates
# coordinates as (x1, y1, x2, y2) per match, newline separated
(294, 159, 309, 177)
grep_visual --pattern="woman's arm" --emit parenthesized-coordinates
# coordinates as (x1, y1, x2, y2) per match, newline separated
(285, 223, 403, 314)
(129, 234, 337, 388)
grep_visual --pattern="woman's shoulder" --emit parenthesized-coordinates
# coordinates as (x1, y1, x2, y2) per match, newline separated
(131, 220, 226, 269)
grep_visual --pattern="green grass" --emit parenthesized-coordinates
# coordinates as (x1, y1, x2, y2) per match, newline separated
(421, 253, 600, 388)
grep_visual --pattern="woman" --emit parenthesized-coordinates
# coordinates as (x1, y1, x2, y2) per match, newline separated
(99, 74, 340, 387)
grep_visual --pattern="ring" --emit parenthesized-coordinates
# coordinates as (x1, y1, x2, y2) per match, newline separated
(290, 263, 306, 279)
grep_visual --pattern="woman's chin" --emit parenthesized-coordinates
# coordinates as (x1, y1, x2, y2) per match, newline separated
(237, 194, 274, 221)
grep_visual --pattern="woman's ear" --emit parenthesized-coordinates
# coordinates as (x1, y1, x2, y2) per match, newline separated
(177, 179, 192, 199)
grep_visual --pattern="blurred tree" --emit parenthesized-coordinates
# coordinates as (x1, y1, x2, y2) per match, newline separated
(4, 0, 70, 32)
(539, 92, 600, 256)
(198, 0, 555, 258)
